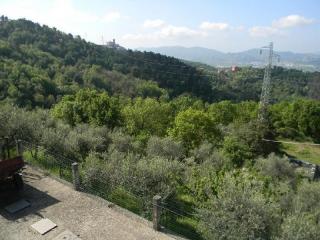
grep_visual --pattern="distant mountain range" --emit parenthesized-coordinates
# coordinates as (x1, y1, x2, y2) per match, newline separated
(138, 46, 320, 71)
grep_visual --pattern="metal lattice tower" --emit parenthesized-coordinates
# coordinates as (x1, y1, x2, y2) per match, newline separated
(258, 42, 274, 123)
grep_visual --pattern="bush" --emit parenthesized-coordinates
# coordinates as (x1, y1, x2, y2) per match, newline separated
(108, 130, 139, 153)
(191, 142, 227, 169)
(146, 136, 184, 160)
(276, 127, 304, 140)
(222, 136, 252, 167)
(0, 104, 49, 145)
(277, 181, 320, 239)
(65, 124, 111, 161)
(197, 172, 281, 240)
(82, 152, 111, 194)
(255, 154, 295, 181)
(134, 156, 183, 199)
(279, 213, 320, 240)
(293, 181, 320, 213)
(222, 121, 278, 167)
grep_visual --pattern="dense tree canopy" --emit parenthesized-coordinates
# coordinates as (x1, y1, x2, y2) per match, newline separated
(1, 17, 319, 109)
(271, 99, 320, 142)
(122, 97, 173, 140)
(52, 89, 121, 127)
(169, 108, 221, 149)
(1, 16, 320, 240)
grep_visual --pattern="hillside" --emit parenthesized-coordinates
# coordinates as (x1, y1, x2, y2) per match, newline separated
(1, 17, 320, 240)
(0, 17, 319, 108)
(0, 17, 212, 107)
(139, 46, 320, 71)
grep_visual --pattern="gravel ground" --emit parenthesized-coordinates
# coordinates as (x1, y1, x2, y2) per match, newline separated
(0, 165, 180, 240)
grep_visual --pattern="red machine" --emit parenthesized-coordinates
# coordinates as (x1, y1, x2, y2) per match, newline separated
(0, 138, 24, 189)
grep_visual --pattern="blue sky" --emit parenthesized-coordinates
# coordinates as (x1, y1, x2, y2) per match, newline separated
(1, 0, 319, 52)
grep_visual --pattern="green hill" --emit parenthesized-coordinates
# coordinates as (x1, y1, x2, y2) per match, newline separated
(0, 17, 319, 108)
(0, 17, 212, 107)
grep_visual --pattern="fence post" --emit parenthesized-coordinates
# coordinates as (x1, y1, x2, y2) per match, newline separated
(153, 195, 162, 231)
(72, 162, 80, 191)
(16, 139, 22, 156)
(5, 137, 10, 159)
(313, 165, 320, 181)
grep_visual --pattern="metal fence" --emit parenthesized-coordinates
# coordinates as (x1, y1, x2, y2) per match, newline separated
(17, 139, 202, 239)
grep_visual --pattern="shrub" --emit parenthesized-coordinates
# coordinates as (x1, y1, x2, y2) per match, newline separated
(197, 172, 281, 240)
(134, 156, 183, 199)
(59, 124, 111, 161)
(108, 130, 138, 153)
(191, 142, 227, 169)
(222, 135, 252, 167)
(255, 153, 295, 181)
(279, 213, 320, 240)
(278, 181, 320, 239)
(222, 121, 278, 167)
(146, 136, 184, 160)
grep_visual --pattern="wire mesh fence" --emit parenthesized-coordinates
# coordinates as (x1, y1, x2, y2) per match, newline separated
(159, 198, 202, 240)
(21, 140, 74, 182)
(20, 139, 153, 217)
(79, 169, 153, 219)
(19, 139, 202, 239)
(0, 137, 19, 160)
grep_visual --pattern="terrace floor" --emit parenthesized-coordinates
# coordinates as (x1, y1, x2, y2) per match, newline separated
(0, 166, 178, 240)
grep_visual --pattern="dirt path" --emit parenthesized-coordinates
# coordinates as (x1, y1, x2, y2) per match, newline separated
(0, 166, 179, 240)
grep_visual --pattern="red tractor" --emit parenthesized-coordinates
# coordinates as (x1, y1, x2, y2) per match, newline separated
(0, 138, 24, 190)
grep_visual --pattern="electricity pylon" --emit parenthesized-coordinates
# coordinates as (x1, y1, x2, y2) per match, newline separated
(258, 42, 279, 123)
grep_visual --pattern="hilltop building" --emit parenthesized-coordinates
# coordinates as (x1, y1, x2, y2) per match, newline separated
(105, 39, 125, 50)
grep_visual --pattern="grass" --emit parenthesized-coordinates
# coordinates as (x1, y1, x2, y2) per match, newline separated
(109, 187, 145, 215)
(279, 139, 320, 165)
(161, 213, 202, 240)
(23, 150, 73, 182)
(160, 191, 203, 240)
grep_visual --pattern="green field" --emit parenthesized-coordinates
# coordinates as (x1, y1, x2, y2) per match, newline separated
(280, 139, 320, 165)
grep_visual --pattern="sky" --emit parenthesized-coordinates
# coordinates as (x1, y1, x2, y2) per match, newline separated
(1, 0, 319, 53)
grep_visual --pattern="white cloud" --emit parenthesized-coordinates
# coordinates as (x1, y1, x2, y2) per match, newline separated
(249, 26, 281, 37)
(122, 24, 207, 43)
(122, 33, 156, 41)
(235, 25, 245, 31)
(101, 11, 121, 23)
(199, 21, 229, 30)
(248, 14, 313, 38)
(272, 15, 314, 28)
(143, 19, 166, 28)
(159, 25, 205, 38)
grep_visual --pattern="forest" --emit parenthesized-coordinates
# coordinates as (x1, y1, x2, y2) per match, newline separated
(1, 17, 320, 240)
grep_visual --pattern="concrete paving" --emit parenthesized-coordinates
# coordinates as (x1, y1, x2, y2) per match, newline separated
(0, 166, 179, 240)
(5, 199, 30, 214)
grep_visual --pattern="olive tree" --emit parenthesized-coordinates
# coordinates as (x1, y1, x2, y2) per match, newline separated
(197, 172, 281, 240)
